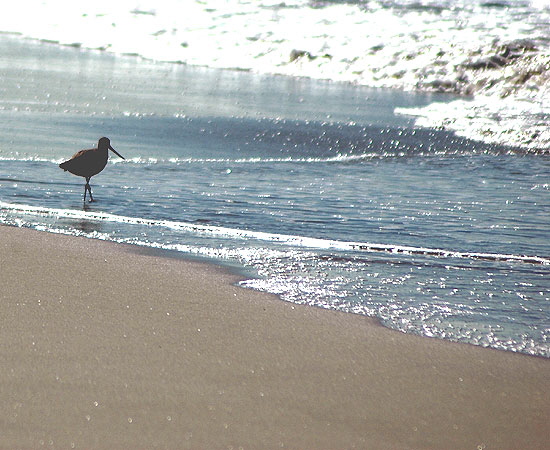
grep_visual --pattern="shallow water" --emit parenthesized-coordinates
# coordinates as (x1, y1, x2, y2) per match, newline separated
(0, 36, 548, 357)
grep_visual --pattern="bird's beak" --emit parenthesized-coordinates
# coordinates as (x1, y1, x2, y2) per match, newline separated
(109, 145, 125, 160)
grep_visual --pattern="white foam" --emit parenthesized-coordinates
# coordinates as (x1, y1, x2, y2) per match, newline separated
(1, 200, 548, 265)
(122, 153, 380, 164)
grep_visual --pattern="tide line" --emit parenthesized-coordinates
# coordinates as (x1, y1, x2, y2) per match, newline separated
(1, 201, 548, 265)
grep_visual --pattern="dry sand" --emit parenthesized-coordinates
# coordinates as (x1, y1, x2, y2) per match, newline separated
(0, 225, 548, 449)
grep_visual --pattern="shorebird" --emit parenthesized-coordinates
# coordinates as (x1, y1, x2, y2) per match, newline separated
(59, 137, 125, 202)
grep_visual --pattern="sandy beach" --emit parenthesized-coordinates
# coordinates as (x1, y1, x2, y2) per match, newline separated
(0, 225, 547, 449)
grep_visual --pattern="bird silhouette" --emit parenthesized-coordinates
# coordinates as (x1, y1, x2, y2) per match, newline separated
(59, 137, 124, 202)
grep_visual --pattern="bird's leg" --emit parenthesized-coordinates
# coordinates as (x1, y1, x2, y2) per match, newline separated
(85, 177, 94, 202)
(83, 180, 88, 203)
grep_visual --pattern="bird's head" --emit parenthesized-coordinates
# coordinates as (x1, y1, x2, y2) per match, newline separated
(98, 137, 125, 159)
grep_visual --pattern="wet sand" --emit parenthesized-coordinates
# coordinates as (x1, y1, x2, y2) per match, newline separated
(0, 225, 548, 449)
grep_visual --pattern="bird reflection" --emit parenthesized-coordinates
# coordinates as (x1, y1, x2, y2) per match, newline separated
(75, 217, 103, 234)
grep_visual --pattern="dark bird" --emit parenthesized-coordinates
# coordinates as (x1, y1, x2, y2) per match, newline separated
(59, 137, 124, 202)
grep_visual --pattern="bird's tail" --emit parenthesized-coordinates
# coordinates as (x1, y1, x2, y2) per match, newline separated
(59, 161, 69, 171)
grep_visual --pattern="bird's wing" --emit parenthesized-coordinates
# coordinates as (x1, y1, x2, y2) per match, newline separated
(59, 148, 96, 172)
(70, 149, 91, 160)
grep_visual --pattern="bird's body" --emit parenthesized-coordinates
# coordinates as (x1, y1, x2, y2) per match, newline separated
(59, 137, 124, 202)
(60, 146, 109, 179)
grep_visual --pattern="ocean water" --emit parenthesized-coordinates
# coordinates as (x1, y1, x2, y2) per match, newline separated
(1, 0, 549, 150)
(0, 1, 549, 358)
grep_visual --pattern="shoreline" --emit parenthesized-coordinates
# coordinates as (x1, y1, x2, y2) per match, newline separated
(1, 225, 548, 449)
(5, 222, 550, 360)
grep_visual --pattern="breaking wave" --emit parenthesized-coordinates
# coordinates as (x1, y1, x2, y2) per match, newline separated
(1, 0, 549, 149)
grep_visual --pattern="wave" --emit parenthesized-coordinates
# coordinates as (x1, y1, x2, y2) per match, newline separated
(120, 154, 382, 164)
(1, 135, 543, 167)
(0, 154, 389, 165)
(1, 150, 546, 167)
(2, 201, 548, 265)
(1, 0, 549, 150)
(0, 156, 64, 163)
